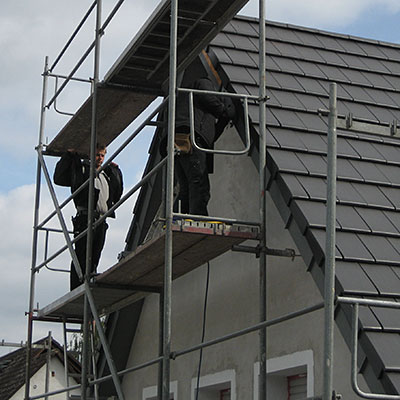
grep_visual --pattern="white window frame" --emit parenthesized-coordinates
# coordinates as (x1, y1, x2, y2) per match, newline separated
(191, 369, 236, 400)
(253, 350, 314, 400)
(142, 380, 178, 400)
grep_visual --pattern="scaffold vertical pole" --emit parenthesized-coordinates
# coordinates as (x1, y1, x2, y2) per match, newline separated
(82, 0, 102, 398)
(258, 0, 267, 399)
(163, 0, 178, 398)
(323, 83, 337, 400)
(25, 55, 49, 400)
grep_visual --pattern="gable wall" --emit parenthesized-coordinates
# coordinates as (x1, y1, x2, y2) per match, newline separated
(122, 128, 368, 398)
(9, 356, 79, 400)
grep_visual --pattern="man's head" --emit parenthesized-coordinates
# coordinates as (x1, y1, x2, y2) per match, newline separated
(95, 144, 107, 169)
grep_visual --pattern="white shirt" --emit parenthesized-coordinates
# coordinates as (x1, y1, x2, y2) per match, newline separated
(95, 171, 109, 215)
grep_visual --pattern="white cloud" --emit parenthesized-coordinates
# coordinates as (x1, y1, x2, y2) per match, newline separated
(0, 181, 137, 353)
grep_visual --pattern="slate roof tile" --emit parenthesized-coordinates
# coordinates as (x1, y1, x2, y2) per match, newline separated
(335, 262, 378, 295)
(381, 187, 400, 210)
(361, 331, 400, 372)
(358, 234, 400, 264)
(356, 208, 398, 235)
(295, 78, 326, 98)
(297, 131, 327, 154)
(297, 175, 327, 201)
(361, 264, 400, 298)
(363, 71, 394, 89)
(350, 160, 391, 184)
(336, 206, 370, 232)
(353, 183, 394, 209)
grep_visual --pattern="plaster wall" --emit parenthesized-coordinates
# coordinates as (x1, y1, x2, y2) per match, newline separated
(122, 129, 368, 399)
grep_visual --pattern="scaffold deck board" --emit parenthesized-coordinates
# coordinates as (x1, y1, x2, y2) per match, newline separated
(37, 221, 259, 321)
(45, 0, 249, 157)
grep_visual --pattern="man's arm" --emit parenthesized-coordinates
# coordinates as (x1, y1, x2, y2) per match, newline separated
(53, 151, 75, 187)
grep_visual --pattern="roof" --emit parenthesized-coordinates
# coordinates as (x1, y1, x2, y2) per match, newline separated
(207, 16, 400, 395)
(0, 337, 80, 400)
(123, 15, 400, 396)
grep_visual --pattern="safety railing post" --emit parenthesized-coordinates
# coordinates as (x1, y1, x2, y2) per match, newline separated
(163, 0, 179, 398)
(323, 83, 338, 400)
(25, 55, 49, 400)
(82, 0, 102, 398)
(258, 0, 267, 399)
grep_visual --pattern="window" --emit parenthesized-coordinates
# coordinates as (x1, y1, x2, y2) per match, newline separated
(191, 369, 236, 400)
(253, 350, 314, 400)
(143, 381, 178, 400)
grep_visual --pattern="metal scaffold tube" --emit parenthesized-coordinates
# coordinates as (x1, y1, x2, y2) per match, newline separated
(25, 55, 49, 400)
(323, 83, 338, 400)
(163, 0, 179, 397)
(258, 0, 267, 399)
(81, 0, 103, 396)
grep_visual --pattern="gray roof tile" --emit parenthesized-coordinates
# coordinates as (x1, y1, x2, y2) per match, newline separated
(336, 137, 360, 158)
(297, 131, 327, 153)
(317, 64, 349, 82)
(358, 234, 400, 264)
(377, 164, 400, 186)
(298, 153, 326, 176)
(335, 262, 378, 295)
(268, 89, 304, 110)
(353, 183, 394, 209)
(350, 160, 391, 184)
(382, 187, 400, 210)
(316, 48, 347, 66)
(372, 306, 400, 332)
(378, 46, 400, 62)
(336, 231, 374, 261)
(295, 111, 327, 132)
(337, 158, 364, 181)
(270, 108, 306, 129)
(335, 39, 367, 56)
(341, 68, 372, 86)
(268, 148, 308, 174)
(293, 92, 327, 111)
(277, 173, 309, 202)
(295, 75, 327, 95)
(363, 71, 394, 89)
(336, 206, 370, 232)
(362, 265, 400, 297)
(336, 181, 367, 205)
(297, 175, 327, 201)
(268, 127, 305, 150)
(356, 208, 398, 235)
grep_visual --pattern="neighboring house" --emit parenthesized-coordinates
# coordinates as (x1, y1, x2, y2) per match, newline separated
(0, 338, 80, 400)
(96, 15, 400, 399)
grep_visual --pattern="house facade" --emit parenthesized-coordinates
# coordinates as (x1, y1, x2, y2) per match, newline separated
(107, 15, 400, 400)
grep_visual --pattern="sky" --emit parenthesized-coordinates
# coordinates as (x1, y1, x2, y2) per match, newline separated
(1, 0, 400, 356)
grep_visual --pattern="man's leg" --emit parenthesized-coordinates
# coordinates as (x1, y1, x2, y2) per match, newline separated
(185, 148, 210, 216)
(91, 221, 108, 274)
(70, 214, 87, 290)
(175, 156, 190, 214)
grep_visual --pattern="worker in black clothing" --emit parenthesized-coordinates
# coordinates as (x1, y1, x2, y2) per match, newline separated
(53, 144, 123, 290)
(161, 73, 236, 216)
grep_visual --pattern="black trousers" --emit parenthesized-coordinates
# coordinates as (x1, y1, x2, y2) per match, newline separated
(174, 147, 210, 216)
(70, 213, 108, 290)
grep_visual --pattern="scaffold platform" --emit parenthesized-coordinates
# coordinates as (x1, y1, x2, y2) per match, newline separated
(44, 0, 249, 157)
(37, 220, 259, 321)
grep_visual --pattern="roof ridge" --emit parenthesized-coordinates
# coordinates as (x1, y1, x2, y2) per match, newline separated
(234, 14, 400, 50)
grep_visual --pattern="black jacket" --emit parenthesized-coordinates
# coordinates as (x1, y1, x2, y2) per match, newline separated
(175, 77, 235, 147)
(53, 152, 123, 218)
(160, 77, 235, 152)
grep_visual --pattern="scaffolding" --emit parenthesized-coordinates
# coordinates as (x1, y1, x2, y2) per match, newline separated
(23, 1, 400, 400)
